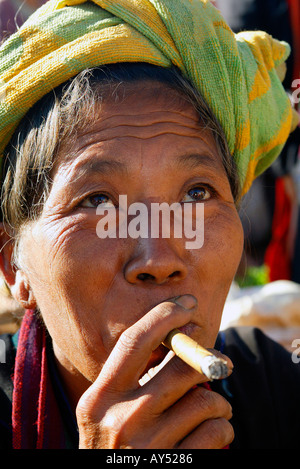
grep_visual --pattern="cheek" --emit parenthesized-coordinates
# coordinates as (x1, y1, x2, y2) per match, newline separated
(21, 216, 127, 381)
(204, 205, 244, 278)
(29, 214, 121, 293)
(187, 204, 243, 341)
(188, 204, 243, 281)
(21, 215, 124, 336)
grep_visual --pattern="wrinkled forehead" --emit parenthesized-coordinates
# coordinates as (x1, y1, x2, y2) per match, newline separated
(81, 79, 202, 132)
(53, 79, 209, 168)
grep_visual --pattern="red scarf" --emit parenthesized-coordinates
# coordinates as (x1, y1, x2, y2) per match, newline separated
(12, 310, 66, 449)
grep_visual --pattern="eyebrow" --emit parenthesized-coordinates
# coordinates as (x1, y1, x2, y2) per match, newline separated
(68, 152, 221, 183)
(72, 158, 128, 179)
(175, 153, 222, 171)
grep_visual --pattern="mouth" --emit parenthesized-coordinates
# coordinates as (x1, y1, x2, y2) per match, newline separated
(177, 321, 199, 338)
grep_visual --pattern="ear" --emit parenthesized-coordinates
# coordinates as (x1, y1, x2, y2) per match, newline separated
(0, 223, 17, 287)
(0, 223, 37, 310)
(10, 270, 37, 310)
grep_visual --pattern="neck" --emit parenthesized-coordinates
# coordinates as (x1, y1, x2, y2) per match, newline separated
(52, 341, 91, 413)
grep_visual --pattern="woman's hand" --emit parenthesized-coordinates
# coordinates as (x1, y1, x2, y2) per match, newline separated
(76, 296, 234, 449)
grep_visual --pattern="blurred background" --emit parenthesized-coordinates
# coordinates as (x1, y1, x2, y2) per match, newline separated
(216, 0, 300, 349)
(0, 0, 46, 41)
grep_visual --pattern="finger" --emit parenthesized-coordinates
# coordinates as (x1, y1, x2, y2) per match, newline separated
(178, 417, 235, 449)
(137, 348, 233, 413)
(139, 385, 233, 448)
(94, 295, 198, 393)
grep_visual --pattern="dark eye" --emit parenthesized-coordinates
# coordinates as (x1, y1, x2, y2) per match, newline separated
(182, 186, 211, 202)
(80, 193, 115, 208)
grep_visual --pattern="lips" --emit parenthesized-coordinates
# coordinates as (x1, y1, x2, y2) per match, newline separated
(177, 322, 198, 338)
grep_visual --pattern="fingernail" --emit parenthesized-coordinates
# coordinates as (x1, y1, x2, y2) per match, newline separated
(173, 295, 197, 310)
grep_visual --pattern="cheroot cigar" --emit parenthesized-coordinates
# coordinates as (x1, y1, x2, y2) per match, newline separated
(162, 329, 229, 380)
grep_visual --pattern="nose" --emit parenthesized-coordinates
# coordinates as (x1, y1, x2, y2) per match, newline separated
(124, 239, 188, 285)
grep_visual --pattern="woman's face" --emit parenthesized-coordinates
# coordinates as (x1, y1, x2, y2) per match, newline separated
(16, 81, 244, 388)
